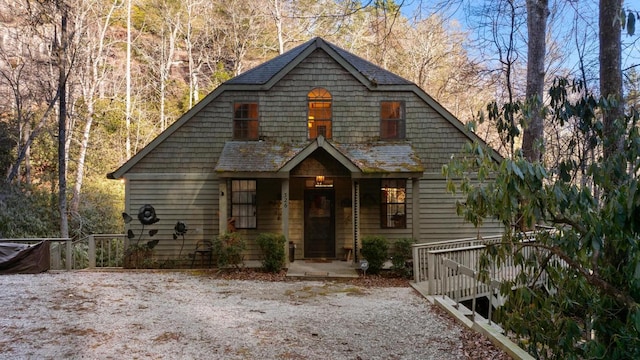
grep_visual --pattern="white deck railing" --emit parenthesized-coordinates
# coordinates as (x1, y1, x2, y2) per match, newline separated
(74, 234, 127, 268)
(413, 232, 543, 296)
(1, 234, 126, 270)
(412, 234, 503, 283)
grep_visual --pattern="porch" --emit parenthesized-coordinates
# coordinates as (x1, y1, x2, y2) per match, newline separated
(285, 259, 359, 279)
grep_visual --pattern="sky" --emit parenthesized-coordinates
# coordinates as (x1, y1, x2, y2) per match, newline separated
(397, 0, 640, 89)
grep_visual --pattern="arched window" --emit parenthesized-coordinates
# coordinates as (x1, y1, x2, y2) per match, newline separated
(307, 88, 332, 139)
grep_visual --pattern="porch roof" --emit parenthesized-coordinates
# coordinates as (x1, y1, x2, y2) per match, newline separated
(214, 137, 424, 178)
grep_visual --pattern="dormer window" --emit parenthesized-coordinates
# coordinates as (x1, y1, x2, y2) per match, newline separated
(380, 101, 405, 139)
(308, 88, 332, 139)
(233, 103, 258, 140)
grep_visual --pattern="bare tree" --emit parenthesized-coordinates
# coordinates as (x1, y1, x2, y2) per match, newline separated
(599, 0, 623, 160)
(522, 0, 548, 162)
(69, 0, 121, 214)
(55, 0, 71, 239)
(1, 0, 60, 184)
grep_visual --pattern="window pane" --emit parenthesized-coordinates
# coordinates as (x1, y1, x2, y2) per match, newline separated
(231, 180, 257, 229)
(380, 179, 406, 229)
(233, 103, 258, 140)
(381, 101, 404, 139)
(308, 88, 332, 139)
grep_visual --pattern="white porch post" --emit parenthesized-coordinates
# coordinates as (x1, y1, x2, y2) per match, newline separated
(219, 180, 228, 235)
(281, 179, 290, 264)
(412, 178, 420, 241)
(352, 180, 360, 263)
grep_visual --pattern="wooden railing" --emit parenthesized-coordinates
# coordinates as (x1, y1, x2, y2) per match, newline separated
(1, 234, 126, 270)
(73, 234, 127, 268)
(0, 238, 72, 270)
(435, 245, 488, 300)
(413, 232, 542, 296)
(412, 234, 503, 283)
(440, 256, 505, 326)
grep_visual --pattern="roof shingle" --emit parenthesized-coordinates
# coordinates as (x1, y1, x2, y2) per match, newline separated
(214, 139, 423, 174)
(226, 37, 413, 87)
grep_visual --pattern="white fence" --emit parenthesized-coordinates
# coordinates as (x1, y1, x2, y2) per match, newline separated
(412, 232, 544, 297)
(1, 234, 126, 270)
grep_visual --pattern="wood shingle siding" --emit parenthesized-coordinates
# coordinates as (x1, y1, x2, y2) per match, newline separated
(109, 37, 503, 265)
(125, 175, 218, 258)
(418, 176, 502, 242)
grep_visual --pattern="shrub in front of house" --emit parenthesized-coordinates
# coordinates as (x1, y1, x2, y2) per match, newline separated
(212, 232, 245, 268)
(391, 238, 415, 278)
(360, 235, 389, 274)
(256, 233, 287, 273)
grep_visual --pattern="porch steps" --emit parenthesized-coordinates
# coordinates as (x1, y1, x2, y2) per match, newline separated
(286, 260, 359, 279)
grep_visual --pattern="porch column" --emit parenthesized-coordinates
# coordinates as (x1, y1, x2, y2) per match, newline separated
(281, 179, 290, 263)
(219, 180, 227, 235)
(412, 178, 420, 241)
(352, 180, 360, 263)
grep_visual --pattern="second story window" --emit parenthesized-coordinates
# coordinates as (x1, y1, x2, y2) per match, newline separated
(308, 88, 332, 139)
(233, 103, 258, 140)
(380, 101, 405, 139)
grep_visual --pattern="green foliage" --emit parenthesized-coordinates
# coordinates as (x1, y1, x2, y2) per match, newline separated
(123, 243, 155, 269)
(0, 184, 58, 237)
(444, 78, 640, 358)
(256, 233, 286, 273)
(360, 235, 389, 274)
(70, 176, 124, 240)
(95, 237, 124, 267)
(0, 122, 16, 175)
(391, 238, 414, 278)
(212, 232, 245, 268)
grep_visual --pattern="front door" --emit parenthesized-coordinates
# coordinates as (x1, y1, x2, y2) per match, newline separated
(304, 190, 335, 258)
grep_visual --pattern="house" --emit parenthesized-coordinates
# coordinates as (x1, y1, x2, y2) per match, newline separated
(107, 37, 501, 263)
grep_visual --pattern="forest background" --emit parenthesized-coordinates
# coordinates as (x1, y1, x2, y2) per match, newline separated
(0, 0, 638, 240)
(4, 0, 640, 357)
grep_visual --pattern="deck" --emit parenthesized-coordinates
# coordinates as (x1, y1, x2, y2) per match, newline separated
(412, 232, 551, 302)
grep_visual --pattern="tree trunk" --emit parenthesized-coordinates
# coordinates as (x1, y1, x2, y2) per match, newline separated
(57, 1, 69, 239)
(71, 0, 119, 214)
(598, 0, 626, 349)
(522, 0, 548, 162)
(125, 0, 132, 159)
(599, 0, 623, 160)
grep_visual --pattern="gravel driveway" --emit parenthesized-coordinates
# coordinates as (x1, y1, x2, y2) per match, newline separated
(1, 271, 481, 359)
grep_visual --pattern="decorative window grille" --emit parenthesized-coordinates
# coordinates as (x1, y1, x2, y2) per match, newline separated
(308, 88, 332, 139)
(233, 103, 259, 140)
(231, 179, 257, 229)
(380, 101, 405, 139)
(380, 179, 406, 228)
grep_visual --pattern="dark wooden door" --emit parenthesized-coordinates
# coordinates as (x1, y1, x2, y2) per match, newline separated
(304, 190, 335, 258)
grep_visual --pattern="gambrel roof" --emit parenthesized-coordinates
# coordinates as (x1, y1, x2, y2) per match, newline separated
(108, 37, 499, 179)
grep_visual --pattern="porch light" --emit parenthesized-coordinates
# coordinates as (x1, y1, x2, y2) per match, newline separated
(314, 175, 333, 188)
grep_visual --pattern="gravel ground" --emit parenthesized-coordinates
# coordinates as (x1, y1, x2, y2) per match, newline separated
(0, 270, 509, 359)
